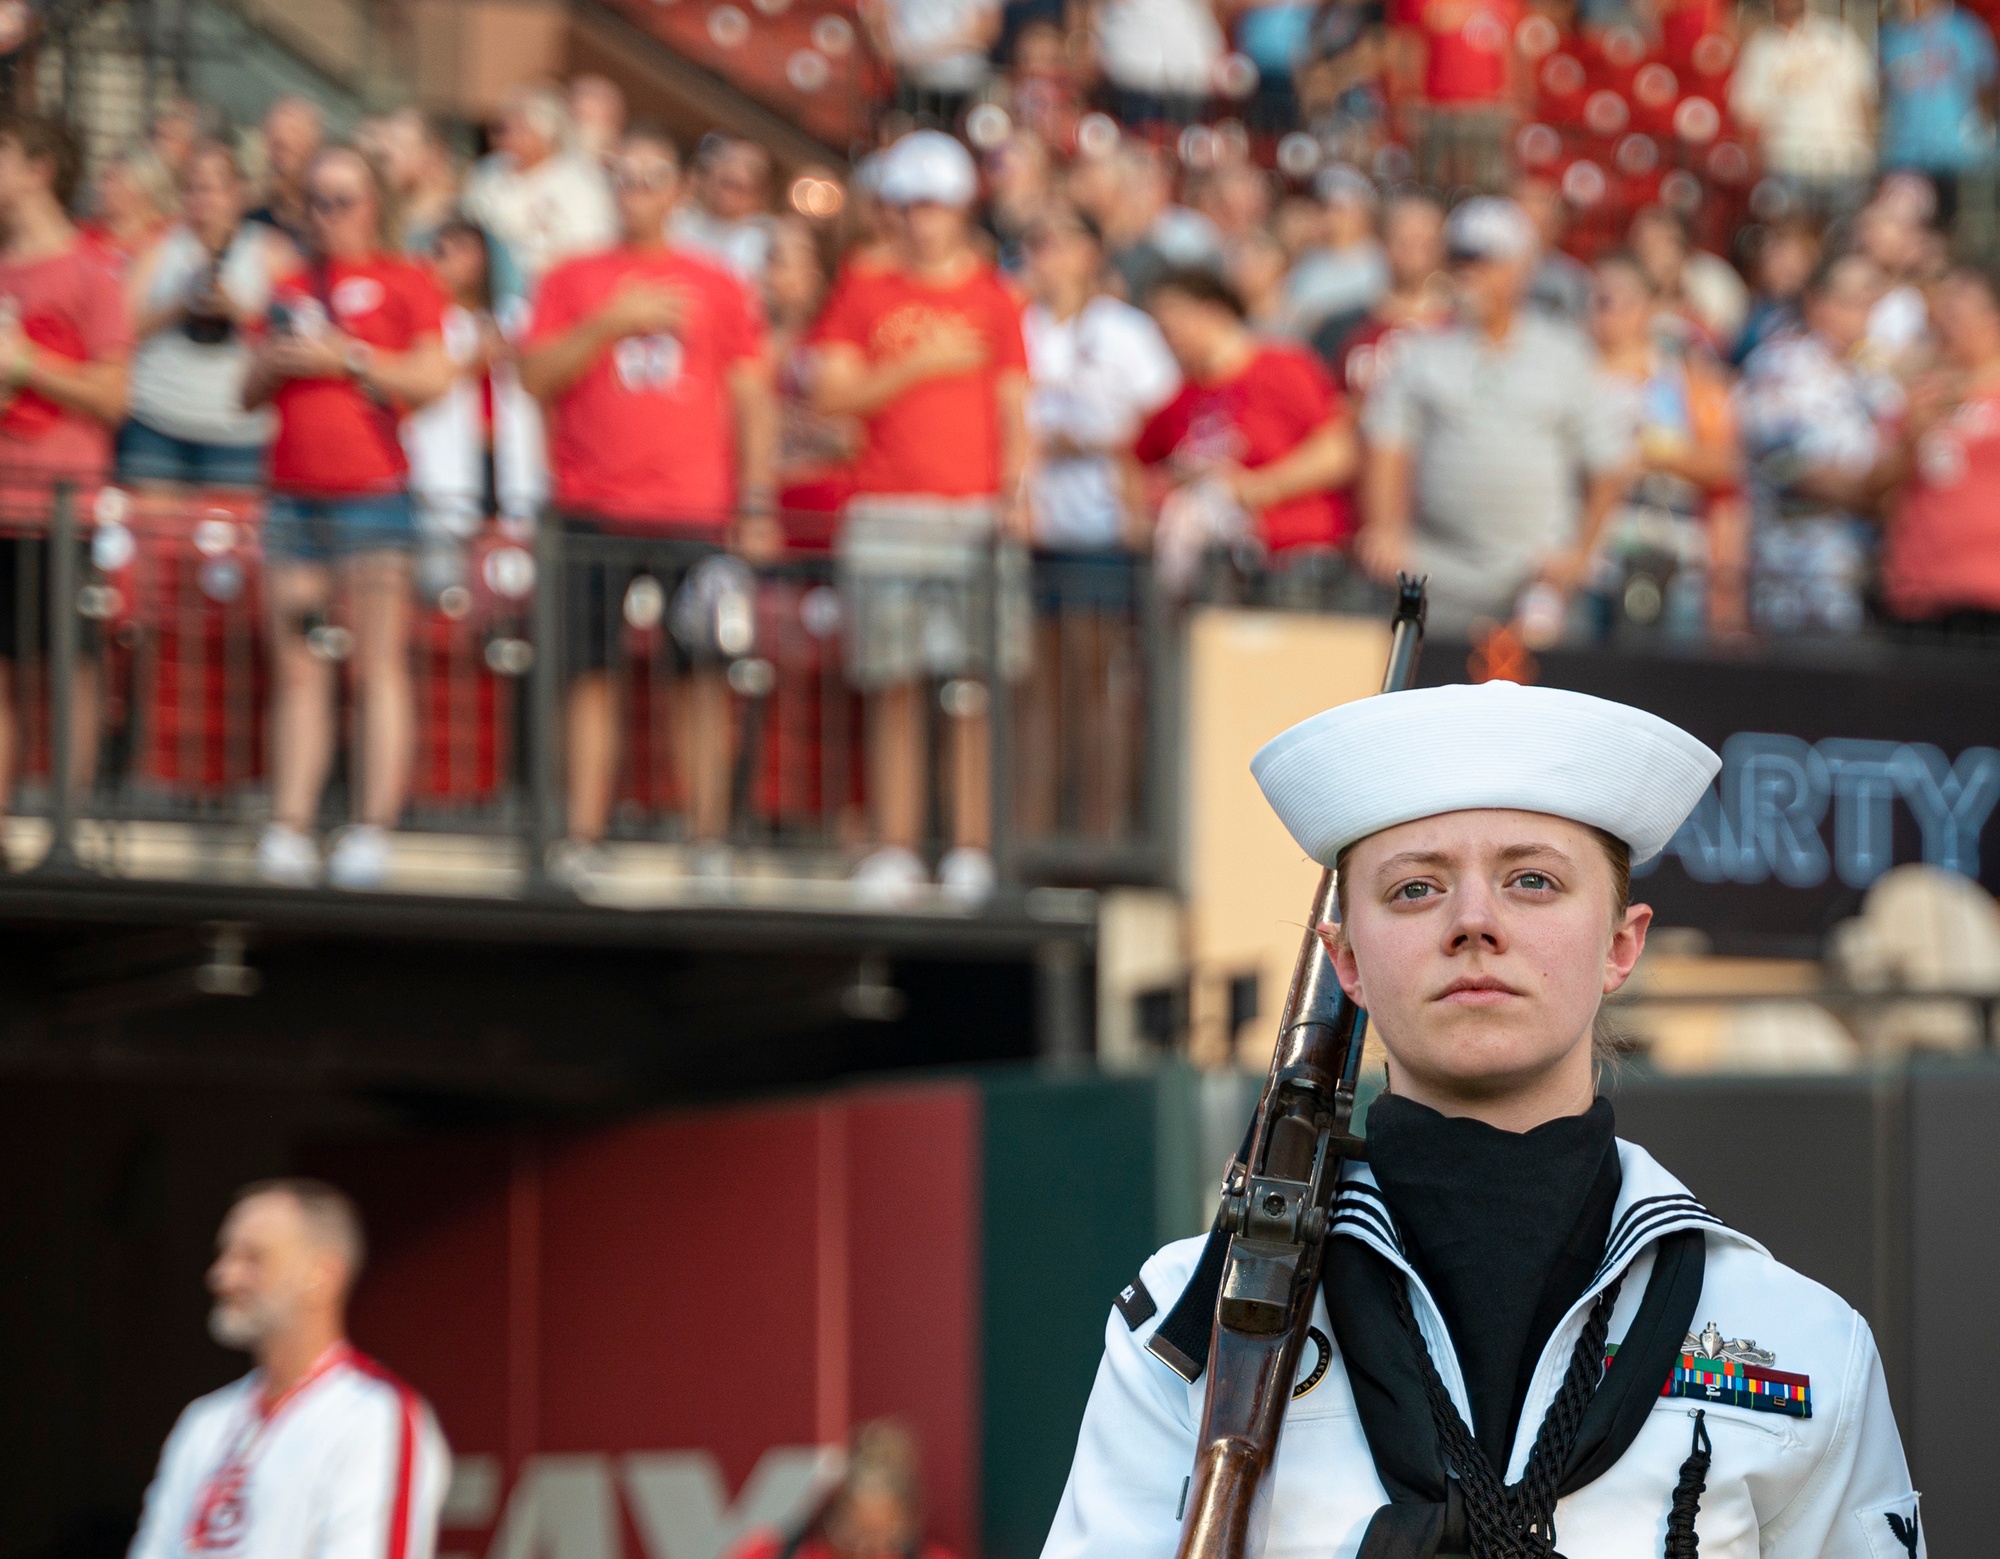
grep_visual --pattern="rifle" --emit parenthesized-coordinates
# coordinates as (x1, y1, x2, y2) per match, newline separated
(1161, 574, 1428, 1559)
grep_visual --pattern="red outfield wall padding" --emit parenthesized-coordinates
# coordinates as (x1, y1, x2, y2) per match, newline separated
(322, 1081, 983, 1559)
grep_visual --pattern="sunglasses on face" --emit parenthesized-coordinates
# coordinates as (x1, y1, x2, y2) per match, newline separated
(308, 191, 363, 216)
(613, 163, 675, 192)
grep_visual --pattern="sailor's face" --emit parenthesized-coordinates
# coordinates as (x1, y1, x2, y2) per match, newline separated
(1327, 809, 1650, 1118)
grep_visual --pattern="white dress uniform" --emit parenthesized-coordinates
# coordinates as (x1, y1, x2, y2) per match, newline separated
(129, 1345, 451, 1559)
(1043, 1145, 1923, 1559)
(1043, 680, 1926, 1559)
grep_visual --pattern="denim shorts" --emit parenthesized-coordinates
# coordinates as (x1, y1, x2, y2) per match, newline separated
(116, 420, 267, 489)
(263, 491, 417, 564)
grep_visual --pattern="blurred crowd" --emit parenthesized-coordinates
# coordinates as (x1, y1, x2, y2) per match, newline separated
(3, 0, 2000, 894)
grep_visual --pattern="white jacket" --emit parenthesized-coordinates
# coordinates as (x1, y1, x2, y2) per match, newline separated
(1043, 1141, 1923, 1559)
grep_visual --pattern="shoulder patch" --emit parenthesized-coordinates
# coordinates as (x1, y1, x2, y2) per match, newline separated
(1855, 1493, 1924, 1559)
(1113, 1275, 1158, 1331)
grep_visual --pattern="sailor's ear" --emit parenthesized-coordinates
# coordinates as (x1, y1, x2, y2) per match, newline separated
(1321, 921, 1365, 1005)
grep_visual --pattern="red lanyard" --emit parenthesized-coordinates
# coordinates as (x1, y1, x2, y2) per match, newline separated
(185, 1344, 353, 1553)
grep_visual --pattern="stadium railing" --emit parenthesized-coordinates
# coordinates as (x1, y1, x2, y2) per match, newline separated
(0, 482, 1175, 903)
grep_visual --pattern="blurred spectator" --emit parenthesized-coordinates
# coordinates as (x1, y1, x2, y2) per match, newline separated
(146, 95, 219, 180)
(1879, 260, 2000, 639)
(1879, 0, 1996, 219)
(1735, 251, 1903, 634)
(431, 217, 548, 534)
(462, 85, 617, 302)
(1584, 252, 1743, 639)
(1281, 163, 1387, 339)
(860, 0, 1003, 125)
(245, 146, 453, 889)
(731, 1421, 954, 1559)
(810, 131, 1030, 905)
(1517, 173, 1591, 325)
(371, 108, 462, 258)
(1006, 19, 1086, 148)
(1019, 205, 1178, 836)
(129, 1181, 449, 1559)
(1091, 0, 1226, 126)
(403, 218, 502, 579)
(1394, 0, 1523, 192)
(83, 145, 177, 272)
(671, 134, 777, 282)
(1734, 219, 1819, 366)
(248, 95, 327, 246)
(1729, 0, 1877, 215)
(569, 73, 628, 166)
(1628, 205, 1750, 354)
(1228, 226, 1295, 331)
(1228, 0, 1318, 130)
(1137, 266, 1359, 600)
(0, 111, 129, 857)
(1024, 207, 1180, 555)
(1298, 0, 1391, 159)
(768, 215, 859, 509)
(121, 140, 288, 489)
(520, 126, 776, 874)
(1318, 188, 1448, 401)
(984, 131, 1056, 270)
(1359, 198, 1630, 635)
(1193, 159, 1274, 244)
(1856, 193, 1937, 365)
(1078, 142, 1224, 304)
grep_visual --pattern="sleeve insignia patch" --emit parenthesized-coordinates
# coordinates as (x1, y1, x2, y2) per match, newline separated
(1113, 1275, 1158, 1330)
(1659, 1319, 1811, 1418)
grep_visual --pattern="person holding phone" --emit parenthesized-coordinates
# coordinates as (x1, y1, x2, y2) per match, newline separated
(242, 145, 452, 890)
(121, 139, 292, 488)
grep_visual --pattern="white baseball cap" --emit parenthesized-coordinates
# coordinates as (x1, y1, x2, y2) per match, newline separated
(1251, 681, 1720, 866)
(879, 130, 978, 208)
(1444, 196, 1539, 263)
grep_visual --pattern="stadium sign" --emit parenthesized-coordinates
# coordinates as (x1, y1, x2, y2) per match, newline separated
(1425, 641, 2000, 947)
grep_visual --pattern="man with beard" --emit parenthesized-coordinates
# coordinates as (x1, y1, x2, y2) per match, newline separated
(129, 1181, 450, 1559)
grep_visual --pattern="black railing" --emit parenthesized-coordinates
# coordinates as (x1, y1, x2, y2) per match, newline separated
(0, 483, 1175, 906)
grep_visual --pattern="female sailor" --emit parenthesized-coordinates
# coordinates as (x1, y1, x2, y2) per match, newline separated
(1043, 680, 1921, 1559)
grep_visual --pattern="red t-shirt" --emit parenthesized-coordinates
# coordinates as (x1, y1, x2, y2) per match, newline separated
(1399, 0, 1522, 103)
(1886, 389, 2000, 619)
(1136, 344, 1352, 553)
(267, 254, 447, 495)
(526, 246, 765, 531)
(810, 260, 1028, 499)
(0, 242, 131, 504)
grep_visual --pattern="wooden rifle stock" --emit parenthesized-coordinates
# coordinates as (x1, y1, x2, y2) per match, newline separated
(1172, 575, 1428, 1559)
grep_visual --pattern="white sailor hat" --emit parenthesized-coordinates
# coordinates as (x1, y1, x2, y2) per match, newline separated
(1250, 681, 1721, 867)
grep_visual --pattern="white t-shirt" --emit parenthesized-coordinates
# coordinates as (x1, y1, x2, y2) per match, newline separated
(462, 151, 616, 294)
(1025, 295, 1181, 551)
(1729, 16, 1878, 179)
(128, 224, 284, 448)
(129, 1347, 451, 1559)
(1094, 0, 1224, 95)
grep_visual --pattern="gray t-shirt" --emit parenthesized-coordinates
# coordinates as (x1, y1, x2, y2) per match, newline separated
(1363, 314, 1631, 623)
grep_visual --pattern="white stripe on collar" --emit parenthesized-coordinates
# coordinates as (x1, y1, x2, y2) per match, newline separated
(1331, 1136, 1768, 1276)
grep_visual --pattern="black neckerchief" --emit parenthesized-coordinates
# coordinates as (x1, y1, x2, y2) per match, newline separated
(1366, 1096, 1621, 1464)
(1327, 1137, 1709, 1559)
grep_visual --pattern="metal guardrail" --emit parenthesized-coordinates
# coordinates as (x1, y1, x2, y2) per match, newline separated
(1, 483, 1173, 902)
